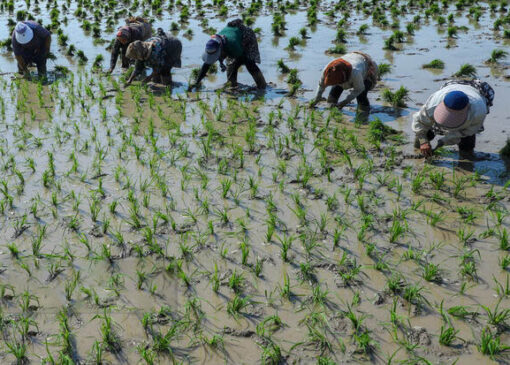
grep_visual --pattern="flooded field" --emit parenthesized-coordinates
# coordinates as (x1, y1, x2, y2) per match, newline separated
(0, 0, 510, 363)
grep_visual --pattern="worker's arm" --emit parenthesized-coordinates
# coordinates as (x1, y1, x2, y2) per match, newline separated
(126, 60, 144, 85)
(338, 71, 365, 107)
(109, 40, 121, 73)
(188, 63, 211, 91)
(310, 71, 326, 106)
(411, 102, 435, 145)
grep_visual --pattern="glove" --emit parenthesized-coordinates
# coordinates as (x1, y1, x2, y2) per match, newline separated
(420, 142, 433, 157)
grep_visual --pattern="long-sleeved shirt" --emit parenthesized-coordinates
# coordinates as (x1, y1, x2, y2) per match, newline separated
(110, 21, 151, 70)
(412, 84, 488, 146)
(131, 36, 182, 78)
(314, 52, 370, 104)
(12, 21, 51, 64)
(195, 20, 260, 85)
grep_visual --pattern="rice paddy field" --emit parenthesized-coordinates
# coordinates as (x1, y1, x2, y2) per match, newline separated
(0, 0, 510, 363)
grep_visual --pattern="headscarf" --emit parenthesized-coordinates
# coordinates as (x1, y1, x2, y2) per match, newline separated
(116, 26, 131, 42)
(323, 58, 353, 87)
(126, 40, 152, 61)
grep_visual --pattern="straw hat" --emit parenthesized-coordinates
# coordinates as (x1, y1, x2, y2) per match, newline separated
(433, 91, 469, 129)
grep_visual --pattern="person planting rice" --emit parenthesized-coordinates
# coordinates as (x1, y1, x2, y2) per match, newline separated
(12, 21, 51, 77)
(412, 79, 495, 157)
(188, 19, 266, 90)
(108, 17, 152, 73)
(311, 51, 378, 109)
(125, 30, 182, 86)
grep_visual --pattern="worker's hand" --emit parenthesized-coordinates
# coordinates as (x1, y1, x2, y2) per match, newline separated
(309, 99, 318, 108)
(420, 142, 433, 157)
(106, 68, 113, 74)
(337, 100, 349, 109)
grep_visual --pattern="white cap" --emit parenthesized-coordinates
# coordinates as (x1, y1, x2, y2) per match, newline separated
(15, 22, 34, 45)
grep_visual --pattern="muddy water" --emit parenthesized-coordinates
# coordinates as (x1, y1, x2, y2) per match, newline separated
(0, 1, 510, 364)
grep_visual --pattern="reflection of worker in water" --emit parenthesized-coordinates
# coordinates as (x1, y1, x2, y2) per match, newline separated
(412, 79, 495, 157)
(12, 21, 51, 77)
(189, 19, 267, 90)
(125, 29, 182, 86)
(311, 51, 378, 109)
(108, 17, 152, 73)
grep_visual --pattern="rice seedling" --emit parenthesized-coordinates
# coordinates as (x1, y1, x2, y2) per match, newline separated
(422, 59, 445, 69)
(453, 63, 477, 77)
(480, 299, 510, 327)
(487, 49, 508, 63)
(478, 327, 510, 359)
(422, 262, 441, 283)
(227, 294, 250, 318)
(382, 86, 409, 107)
(377, 63, 391, 78)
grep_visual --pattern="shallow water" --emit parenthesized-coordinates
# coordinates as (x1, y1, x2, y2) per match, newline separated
(0, 1, 510, 364)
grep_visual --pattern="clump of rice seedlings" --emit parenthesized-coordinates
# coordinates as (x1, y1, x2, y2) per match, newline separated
(6, 341, 27, 363)
(494, 275, 510, 297)
(277, 234, 294, 262)
(335, 29, 347, 43)
(357, 24, 369, 35)
(382, 86, 409, 107)
(286, 69, 302, 96)
(478, 327, 510, 359)
(389, 219, 406, 243)
(480, 299, 510, 327)
(92, 54, 104, 69)
(500, 255, 510, 270)
(227, 294, 250, 318)
(299, 27, 308, 39)
(439, 325, 459, 346)
(76, 50, 88, 65)
(287, 36, 302, 50)
(277, 59, 290, 74)
(368, 119, 398, 145)
(383, 35, 397, 50)
(377, 63, 391, 78)
(423, 262, 441, 283)
(447, 26, 458, 38)
(499, 139, 510, 158)
(422, 59, 445, 69)
(327, 44, 346, 54)
(403, 283, 428, 310)
(487, 49, 508, 63)
(453, 63, 477, 77)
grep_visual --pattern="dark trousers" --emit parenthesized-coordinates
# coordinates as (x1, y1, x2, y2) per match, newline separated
(328, 79, 373, 106)
(415, 130, 476, 151)
(150, 66, 172, 85)
(227, 56, 265, 88)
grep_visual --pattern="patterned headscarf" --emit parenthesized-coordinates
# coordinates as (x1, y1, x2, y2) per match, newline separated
(126, 40, 152, 61)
